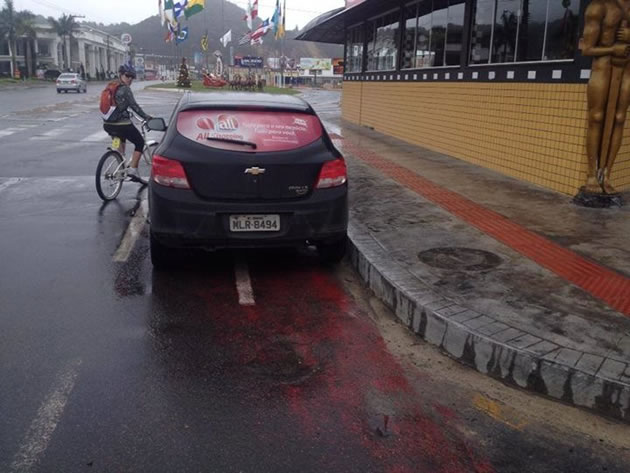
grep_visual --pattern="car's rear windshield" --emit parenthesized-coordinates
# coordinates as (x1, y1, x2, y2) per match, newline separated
(176, 109, 323, 152)
(59, 74, 78, 79)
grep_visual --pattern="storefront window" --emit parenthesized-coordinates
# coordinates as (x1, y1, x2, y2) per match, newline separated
(544, 0, 579, 60)
(492, 0, 520, 62)
(401, 4, 419, 69)
(402, 0, 465, 69)
(431, 4, 448, 67)
(367, 11, 400, 71)
(516, 0, 547, 61)
(38, 42, 50, 57)
(471, 0, 579, 63)
(446, 1, 465, 65)
(470, 0, 494, 64)
(345, 25, 364, 73)
(416, 3, 433, 67)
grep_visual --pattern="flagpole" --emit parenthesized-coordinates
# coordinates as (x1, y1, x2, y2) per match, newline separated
(204, 1, 209, 73)
(281, 0, 286, 88)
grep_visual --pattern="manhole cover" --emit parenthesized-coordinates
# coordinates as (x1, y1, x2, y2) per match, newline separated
(418, 247, 503, 271)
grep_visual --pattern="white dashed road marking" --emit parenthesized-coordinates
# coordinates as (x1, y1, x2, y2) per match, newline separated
(0, 124, 37, 138)
(29, 125, 74, 141)
(80, 130, 108, 142)
(0, 128, 23, 137)
(9, 359, 82, 473)
(0, 177, 22, 192)
(113, 199, 148, 263)
(235, 260, 256, 306)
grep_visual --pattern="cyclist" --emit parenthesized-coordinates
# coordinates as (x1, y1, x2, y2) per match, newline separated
(102, 64, 151, 182)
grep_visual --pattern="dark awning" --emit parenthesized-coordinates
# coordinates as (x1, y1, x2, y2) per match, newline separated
(296, 0, 390, 44)
(295, 7, 346, 44)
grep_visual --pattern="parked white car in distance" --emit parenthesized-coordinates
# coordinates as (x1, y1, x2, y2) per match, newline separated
(56, 73, 87, 93)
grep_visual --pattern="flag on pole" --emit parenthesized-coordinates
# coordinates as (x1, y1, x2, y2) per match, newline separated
(175, 26, 189, 44)
(252, 18, 271, 44)
(244, 0, 252, 30)
(243, 0, 258, 30)
(271, 0, 280, 36)
(173, 0, 188, 20)
(277, 0, 286, 39)
(201, 32, 209, 51)
(159, 0, 165, 26)
(220, 29, 232, 47)
(252, 0, 259, 20)
(185, 0, 205, 18)
(164, 0, 177, 27)
(238, 31, 252, 45)
(167, 21, 178, 35)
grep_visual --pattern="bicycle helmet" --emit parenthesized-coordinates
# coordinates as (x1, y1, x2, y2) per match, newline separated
(118, 64, 136, 78)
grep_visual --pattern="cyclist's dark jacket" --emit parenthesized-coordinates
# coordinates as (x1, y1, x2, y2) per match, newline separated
(103, 82, 150, 124)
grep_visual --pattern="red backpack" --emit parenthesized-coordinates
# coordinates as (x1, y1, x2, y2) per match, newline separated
(100, 80, 121, 118)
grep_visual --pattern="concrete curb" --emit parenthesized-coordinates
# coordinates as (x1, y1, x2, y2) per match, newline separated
(347, 221, 630, 423)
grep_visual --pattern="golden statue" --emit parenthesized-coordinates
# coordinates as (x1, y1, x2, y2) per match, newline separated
(581, 0, 630, 195)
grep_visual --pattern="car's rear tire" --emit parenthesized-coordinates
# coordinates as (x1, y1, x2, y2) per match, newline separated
(317, 236, 347, 264)
(150, 232, 176, 269)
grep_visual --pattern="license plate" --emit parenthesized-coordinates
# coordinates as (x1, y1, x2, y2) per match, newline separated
(229, 214, 280, 232)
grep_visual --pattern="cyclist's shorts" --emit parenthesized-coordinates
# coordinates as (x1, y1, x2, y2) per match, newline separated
(103, 123, 145, 152)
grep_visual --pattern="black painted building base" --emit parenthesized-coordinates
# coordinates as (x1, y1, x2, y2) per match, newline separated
(572, 187, 624, 208)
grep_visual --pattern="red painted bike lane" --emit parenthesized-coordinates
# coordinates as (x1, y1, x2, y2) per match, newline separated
(193, 256, 496, 473)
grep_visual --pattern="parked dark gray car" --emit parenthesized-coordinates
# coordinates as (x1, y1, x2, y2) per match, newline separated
(147, 92, 348, 268)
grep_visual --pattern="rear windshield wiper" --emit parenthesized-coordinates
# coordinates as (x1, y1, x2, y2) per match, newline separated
(206, 137, 257, 149)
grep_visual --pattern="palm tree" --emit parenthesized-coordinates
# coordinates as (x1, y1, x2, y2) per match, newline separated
(16, 10, 36, 78)
(0, 0, 18, 77)
(0, 1, 37, 78)
(48, 13, 80, 71)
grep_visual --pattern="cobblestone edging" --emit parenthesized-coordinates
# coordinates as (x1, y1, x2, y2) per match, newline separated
(347, 221, 630, 423)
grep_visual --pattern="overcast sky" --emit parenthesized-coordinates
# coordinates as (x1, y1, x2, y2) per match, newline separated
(14, 0, 346, 29)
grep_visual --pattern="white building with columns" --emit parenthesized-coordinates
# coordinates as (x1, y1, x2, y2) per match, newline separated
(0, 16, 128, 79)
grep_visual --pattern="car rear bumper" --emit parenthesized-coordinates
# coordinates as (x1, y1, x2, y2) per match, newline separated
(57, 84, 82, 90)
(149, 183, 348, 250)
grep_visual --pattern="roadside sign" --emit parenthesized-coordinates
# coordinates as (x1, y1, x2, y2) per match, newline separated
(121, 33, 132, 45)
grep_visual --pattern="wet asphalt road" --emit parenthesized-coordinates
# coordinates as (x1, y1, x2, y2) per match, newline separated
(0, 86, 628, 472)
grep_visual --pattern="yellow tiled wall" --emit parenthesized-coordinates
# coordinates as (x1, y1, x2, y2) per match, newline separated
(341, 81, 630, 195)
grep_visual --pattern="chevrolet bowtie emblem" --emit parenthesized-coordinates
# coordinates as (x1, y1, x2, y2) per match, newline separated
(245, 167, 266, 176)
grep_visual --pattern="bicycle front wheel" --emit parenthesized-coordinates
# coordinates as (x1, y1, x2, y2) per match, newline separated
(138, 142, 158, 182)
(96, 150, 125, 201)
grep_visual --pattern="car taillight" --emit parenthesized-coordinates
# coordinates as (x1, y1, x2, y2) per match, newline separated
(71, 80, 76, 84)
(315, 158, 347, 189)
(151, 155, 191, 189)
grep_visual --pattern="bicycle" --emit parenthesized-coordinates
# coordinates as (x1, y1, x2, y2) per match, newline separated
(95, 119, 159, 201)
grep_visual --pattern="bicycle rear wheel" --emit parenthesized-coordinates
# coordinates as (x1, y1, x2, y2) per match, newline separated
(138, 142, 158, 183)
(96, 150, 125, 201)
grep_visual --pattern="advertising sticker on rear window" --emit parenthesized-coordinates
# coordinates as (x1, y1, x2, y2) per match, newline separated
(177, 110, 323, 152)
